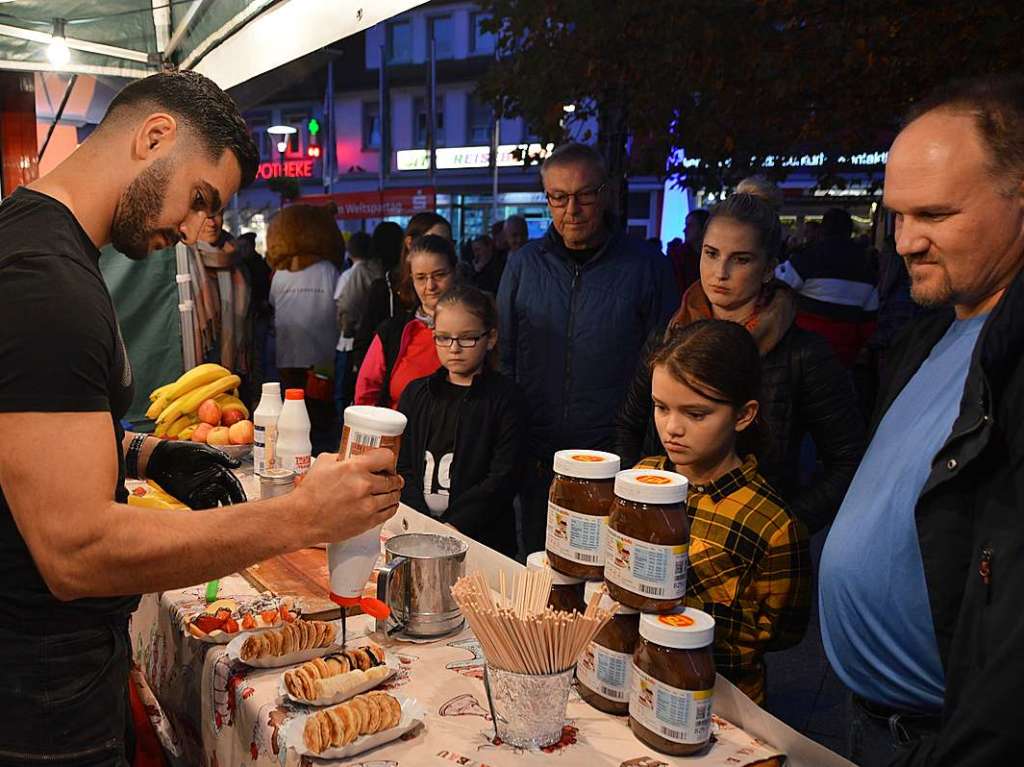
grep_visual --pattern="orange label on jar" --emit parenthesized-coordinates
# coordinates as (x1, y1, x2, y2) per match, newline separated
(572, 454, 606, 462)
(658, 613, 695, 628)
(637, 474, 673, 485)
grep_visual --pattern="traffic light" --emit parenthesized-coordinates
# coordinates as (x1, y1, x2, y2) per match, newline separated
(307, 144, 321, 158)
(308, 118, 320, 136)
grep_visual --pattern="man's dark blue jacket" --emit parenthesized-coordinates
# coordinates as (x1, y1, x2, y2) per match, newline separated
(497, 223, 678, 461)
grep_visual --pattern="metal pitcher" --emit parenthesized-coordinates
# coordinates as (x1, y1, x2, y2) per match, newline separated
(376, 533, 468, 637)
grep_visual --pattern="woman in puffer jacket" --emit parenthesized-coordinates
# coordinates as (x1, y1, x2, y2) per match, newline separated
(616, 194, 866, 533)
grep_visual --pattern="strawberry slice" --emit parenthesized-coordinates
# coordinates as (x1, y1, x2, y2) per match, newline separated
(260, 609, 279, 624)
(191, 614, 225, 634)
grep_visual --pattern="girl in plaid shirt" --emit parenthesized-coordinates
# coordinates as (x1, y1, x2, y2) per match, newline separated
(638, 319, 811, 704)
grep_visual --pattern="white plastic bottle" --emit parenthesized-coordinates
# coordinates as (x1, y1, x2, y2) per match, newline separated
(276, 388, 312, 477)
(253, 382, 283, 476)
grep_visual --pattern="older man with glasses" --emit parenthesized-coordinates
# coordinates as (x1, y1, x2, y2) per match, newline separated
(497, 142, 678, 557)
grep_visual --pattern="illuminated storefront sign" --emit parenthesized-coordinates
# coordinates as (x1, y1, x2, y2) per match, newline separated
(396, 143, 554, 172)
(256, 159, 316, 180)
(298, 188, 437, 219)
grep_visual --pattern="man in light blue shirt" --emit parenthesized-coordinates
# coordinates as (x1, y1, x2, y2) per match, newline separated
(819, 74, 1024, 767)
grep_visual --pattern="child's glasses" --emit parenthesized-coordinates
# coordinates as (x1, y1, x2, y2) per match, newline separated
(434, 333, 488, 348)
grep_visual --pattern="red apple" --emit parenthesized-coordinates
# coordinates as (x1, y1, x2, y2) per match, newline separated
(228, 419, 254, 445)
(191, 423, 213, 443)
(197, 398, 221, 426)
(221, 409, 245, 427)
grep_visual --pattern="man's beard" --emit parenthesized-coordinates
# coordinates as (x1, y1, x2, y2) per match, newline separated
(110, 158, 178, 260)
(905, 254, 955, 308)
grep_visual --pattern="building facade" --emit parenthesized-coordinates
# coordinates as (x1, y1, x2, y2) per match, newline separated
(231, 0, 669, 251)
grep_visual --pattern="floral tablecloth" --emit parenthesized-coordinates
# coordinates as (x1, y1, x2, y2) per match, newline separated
(129, 499, 851, 767)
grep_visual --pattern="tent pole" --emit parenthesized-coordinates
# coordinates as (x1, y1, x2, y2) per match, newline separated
(38, 74, 76, 162)
(176, 243, 197, 372)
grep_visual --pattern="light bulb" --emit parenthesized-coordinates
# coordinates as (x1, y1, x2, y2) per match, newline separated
(47, 19, 70, 67)
(47, 38, 70, 66)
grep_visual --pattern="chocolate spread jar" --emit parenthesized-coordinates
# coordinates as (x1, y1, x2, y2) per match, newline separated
(630, 609, 716, 755)
(526, 551, 586, 612)
(605, 469, 689, 612)
(577, 580, 640, 715)
(546, 450, 620, 580)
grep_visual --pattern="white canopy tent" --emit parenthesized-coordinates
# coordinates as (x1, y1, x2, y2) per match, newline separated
(0, 0, 427, 88)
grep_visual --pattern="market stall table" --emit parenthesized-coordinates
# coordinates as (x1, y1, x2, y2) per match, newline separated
(131, 481, 852, 767)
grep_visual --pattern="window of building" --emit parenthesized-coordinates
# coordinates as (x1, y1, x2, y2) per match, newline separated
(628, 191, 652, 220)
(246, 111, 272, 160)
(387, 20, 413, 64)
(363, 102, 381, 150)
(282, 110, 308, 156)
(428, 15, 454, 60)
(414, 96, 445, 149)
(470, 12, 496, 54)
(467, 95, 493, 145)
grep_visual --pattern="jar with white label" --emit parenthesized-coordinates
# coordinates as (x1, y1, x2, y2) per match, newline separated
(605, 469, 689, 612)
(546, 450, 621, 579)
(630, 608, 716, 755)
(526, 551, 586, 612)
(577, 580, 639, 715)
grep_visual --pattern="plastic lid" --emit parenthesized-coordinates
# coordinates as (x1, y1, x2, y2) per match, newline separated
(526, 551, 585, 586)
(615, 469, 688, 505)
(285, 388, 305, 401)
(639, 608, 715, 649)
(261, 382, 281, 396)
(344, 405, 408, 437)
(584, 579, 638, 615)
(553, 449, 621, 480)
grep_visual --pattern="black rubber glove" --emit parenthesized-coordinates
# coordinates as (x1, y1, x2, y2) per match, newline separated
(146, 440, 247, 509)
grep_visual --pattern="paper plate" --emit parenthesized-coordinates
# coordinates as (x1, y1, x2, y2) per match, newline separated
(282, 695, 424, 759)
(279, 650, 398, 706)
(225, 620, 343, 668)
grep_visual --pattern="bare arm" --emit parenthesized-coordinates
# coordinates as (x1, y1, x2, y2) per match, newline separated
(0, 411, 402, 601)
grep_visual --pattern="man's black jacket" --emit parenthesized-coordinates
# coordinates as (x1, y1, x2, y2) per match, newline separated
(872, 266, 1024, 765)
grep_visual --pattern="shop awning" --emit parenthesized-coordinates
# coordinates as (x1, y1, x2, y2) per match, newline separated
(0, 0, 427, 87)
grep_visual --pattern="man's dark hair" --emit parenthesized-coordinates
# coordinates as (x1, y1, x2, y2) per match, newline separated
(541, 142, 607, 181)
(906, 74, 1024, 192)
(347, 231, 372, 261)
(686, 209, 710, 229)
(102, 70, 259, 187)
(822, 207, 853, 238)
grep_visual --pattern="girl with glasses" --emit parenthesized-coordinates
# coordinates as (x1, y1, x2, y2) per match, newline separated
(395, 285, 527, 556)
(354, 234, 456, 408)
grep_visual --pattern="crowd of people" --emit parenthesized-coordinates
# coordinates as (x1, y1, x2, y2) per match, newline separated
(1, 65, 1023, 766)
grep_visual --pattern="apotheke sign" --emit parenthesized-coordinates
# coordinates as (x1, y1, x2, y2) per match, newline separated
(256, 159, 316, 180)
(396, 143, 554, 172)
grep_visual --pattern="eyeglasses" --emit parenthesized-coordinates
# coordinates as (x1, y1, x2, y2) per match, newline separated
(545, 183, 607, 208)
(434, 332, 489, 348)
(412, 269, 452, 285)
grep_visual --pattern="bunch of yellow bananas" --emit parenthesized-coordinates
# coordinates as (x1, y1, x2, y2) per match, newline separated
(146, 364, 242, 437)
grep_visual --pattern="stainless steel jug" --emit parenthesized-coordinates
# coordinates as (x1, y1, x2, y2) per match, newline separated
(376, 533, 468, 637)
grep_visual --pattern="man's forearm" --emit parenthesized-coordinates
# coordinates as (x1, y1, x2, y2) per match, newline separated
(57, 493, 316, 600)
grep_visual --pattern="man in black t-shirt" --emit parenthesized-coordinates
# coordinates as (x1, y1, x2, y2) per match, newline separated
(0, 71, 403, 765)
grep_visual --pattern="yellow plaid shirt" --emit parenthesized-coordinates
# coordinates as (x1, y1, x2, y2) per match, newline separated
(635, 455, 811, 704)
